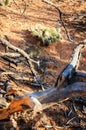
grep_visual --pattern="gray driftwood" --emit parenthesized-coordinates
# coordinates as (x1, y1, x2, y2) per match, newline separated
(26, 40, 86, 111)
(27, 82, 86, 112)
(55, 40, 86, 88)
(0, 37, 86, 119)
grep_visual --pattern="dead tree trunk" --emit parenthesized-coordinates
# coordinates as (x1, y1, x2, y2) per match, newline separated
(28, 82, 86, 110)
(0, 38, 86, 120)
(0, 82, 85, 120)
(14, 40, 86, 111)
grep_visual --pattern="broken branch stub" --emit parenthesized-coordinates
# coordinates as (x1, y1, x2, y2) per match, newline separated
(55, 41, 86, 88)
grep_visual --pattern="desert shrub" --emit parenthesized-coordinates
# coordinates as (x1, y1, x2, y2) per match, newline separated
(30, 24, 62, 46)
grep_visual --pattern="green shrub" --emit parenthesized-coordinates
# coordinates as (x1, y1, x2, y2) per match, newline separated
(30, 24, 62, 46)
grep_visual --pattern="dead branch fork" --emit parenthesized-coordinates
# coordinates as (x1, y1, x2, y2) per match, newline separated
(13, 0, 27, 14)
(0, 38, 86, 120)
(27, 40, 86, 110)
(0, 36, 39, 76)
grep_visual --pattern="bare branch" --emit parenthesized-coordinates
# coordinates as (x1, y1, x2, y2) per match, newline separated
(75, 71, 86, 77)
(42, 0, 63, 15)
(29, 82, 86, 104)
(0, 82, 86, 120)
(0, 36, 38, 77)
(0, 52, 21, 58)
(55, 40, 86, 88)
(42, 0, 71, 40)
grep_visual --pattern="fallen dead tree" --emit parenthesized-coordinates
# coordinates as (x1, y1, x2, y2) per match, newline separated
(0, 37, 86, 120)
(0, 82, 86, 120)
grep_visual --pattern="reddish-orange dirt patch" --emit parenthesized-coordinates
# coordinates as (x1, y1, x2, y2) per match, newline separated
(0, 0, 86, 130)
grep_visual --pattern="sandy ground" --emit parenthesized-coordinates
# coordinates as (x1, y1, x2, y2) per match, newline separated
(0, 0, 86, 129)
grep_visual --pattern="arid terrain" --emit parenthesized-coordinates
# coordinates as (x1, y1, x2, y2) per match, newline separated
(0, 0, 86, 129)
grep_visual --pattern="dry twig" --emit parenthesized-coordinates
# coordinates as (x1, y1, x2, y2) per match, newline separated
(0, 52, 21, 58)
(0, 36, 38, 77)
(42, 0, 71, 40)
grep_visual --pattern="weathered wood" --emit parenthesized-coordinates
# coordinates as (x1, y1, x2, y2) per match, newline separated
(2, 56, 18, 66)
(55, 40, 86, 88)
(71, 71, 86, 82)
(0, 52, 21, 57)
(0, 36, 38, 76)
(0, 37, 86, 120)
(0, 96, 42, 120)
(0, 97, 32, 120)
(0, 37, 45, 90)
(42, 0, 63, 15)
(75, 71, 86, 77)
(0, 82, 85, 120)
(29, 82, 86, 104)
